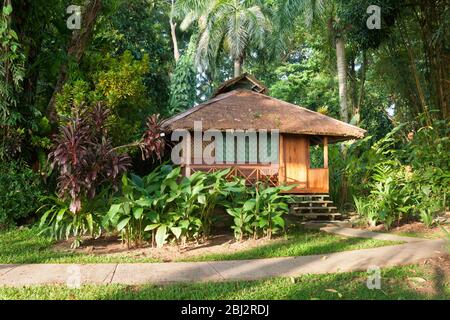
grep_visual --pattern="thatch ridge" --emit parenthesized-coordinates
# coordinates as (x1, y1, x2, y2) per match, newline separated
(211, 73, 267, 97)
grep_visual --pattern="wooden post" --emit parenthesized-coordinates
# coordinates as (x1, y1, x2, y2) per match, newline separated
(278, 134, 285, 184)
(185, 133, 192, 177)
(323, 136, 328, 169)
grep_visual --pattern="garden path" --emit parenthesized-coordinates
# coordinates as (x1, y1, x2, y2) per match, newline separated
(0, 228, 446, 287)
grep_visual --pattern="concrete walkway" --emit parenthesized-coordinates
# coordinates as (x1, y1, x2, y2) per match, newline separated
(320, 226, 424, 242)
(0, 228, 447, 287)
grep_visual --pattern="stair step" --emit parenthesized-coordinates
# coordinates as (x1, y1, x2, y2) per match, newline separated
(294, 200, 334, 204)
(291, 194, 330, 199)
(292, 206, 338, 211)
(291, 212, 341, 216)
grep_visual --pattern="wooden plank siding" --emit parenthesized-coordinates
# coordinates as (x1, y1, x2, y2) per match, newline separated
(282, 134, 309, 190)
(180, 132, 329, 194)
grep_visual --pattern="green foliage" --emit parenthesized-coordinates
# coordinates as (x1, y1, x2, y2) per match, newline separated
(169, 36, 197, 114)
(0, 161, 45, 229)
(0, 3, 25, 122)
(107, 165, 293, 247)
(337, 0, 401, 50)
(178, 0, 273, 76)
(349, 117, 449, 229)
(95, 51, 150, 109)
(270, 49, 339, 117)
(107, 165, 239, 248)
(38, 192, 109, 249)
(226, 183, 293, 240)
(56, 51, 152, 145)
(106, 0, 173, 113)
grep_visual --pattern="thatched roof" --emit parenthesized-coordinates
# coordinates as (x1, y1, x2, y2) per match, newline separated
(163, 77, 366, 144)
(211, 73, 267, 97)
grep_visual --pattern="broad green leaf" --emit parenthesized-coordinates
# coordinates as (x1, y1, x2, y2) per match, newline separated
(133, 207, 144, 219)
(147, 211, 158, 221)
(243, 199, 256, 211)
(170, 227, 182, 239)
(272, 215, 285, 228)
(155, 225, 167, 248)
(198, 194, 206, 204)
(39, 208, 54, 227)
(123, 202, 131, 215)
(130, 173, 144, 188)
(117, 217, 130, 231)
(121, 174, 128, 187)
(135, 198, 152, 207)
(144, 223, 160, 231)
(108, 204, 121, 219)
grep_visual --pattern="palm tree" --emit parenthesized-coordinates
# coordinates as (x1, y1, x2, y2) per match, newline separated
(277, 0, 349, 122)
(176, 0, 272, 77)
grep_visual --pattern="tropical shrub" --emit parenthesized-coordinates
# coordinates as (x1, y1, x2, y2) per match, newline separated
(38, 191, 110, 248)
(42, 101, 166, 247)
(226, 183, 293, 240)
(107, 166, 238, 248)
(49, 104, 131, 214)
(0, 161, 44, 229)
(350, 116, 449, 229)
(106, 171, 166, 248)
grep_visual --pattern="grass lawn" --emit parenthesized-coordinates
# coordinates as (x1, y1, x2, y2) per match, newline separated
(0, 264, 448, 300)
(0, 226, 401, 264)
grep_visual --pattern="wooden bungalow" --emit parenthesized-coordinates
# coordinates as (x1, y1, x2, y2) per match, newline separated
(162, 74, 366, 195)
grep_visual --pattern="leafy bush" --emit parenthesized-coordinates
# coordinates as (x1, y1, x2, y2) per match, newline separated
(0, 161, 44, 229)
(107, 165, 238, 248)
(49, 104, 131, 214)
(226, 183, 293, 240)
(42, 103, 167, 247)
(350, 117, 449, 229)
(106, 166, 293, 247)
(38, 195, 105, 249)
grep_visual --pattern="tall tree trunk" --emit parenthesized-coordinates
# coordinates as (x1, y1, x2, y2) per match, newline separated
(356, 50, 368, 121)
(335, 36, 348, 123)
(169, 0, 180, 62)
(234, 56, 243, 77)
(398, 22, 430, 123)
(348, 56, 357, 116)
(47, 0, 102, 124)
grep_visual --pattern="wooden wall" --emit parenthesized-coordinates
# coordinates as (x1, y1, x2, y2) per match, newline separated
(279, 133, 329, 194)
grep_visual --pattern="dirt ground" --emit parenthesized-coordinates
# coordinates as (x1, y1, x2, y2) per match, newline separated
(404, 255, 450, 297)
(359, 221, 449, 239)
(53, 230, 287, 262)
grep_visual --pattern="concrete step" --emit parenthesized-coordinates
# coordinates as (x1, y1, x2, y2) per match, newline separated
(291, 212, 342, 216)
(294, 200, 334, 204)
(292, 206, 338, 211)
(290, 194, 330, 200)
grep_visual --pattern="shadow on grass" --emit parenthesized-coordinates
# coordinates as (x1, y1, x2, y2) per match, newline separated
(185, 230, 398, 262)
(0, 227, 82, 264)
(97, 265, 444, 300)
(0, 226, 398, 264)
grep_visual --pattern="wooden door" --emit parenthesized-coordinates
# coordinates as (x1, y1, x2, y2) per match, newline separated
(283, 134, 309, 189)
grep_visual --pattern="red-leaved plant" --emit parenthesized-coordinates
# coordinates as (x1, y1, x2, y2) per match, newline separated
(49, 104, 131, 213)
(49, 105, 167, 214)
(141, 114, 165, 161)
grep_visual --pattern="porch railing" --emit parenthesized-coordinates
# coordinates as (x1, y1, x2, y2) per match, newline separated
(189, 164, 279, 187)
